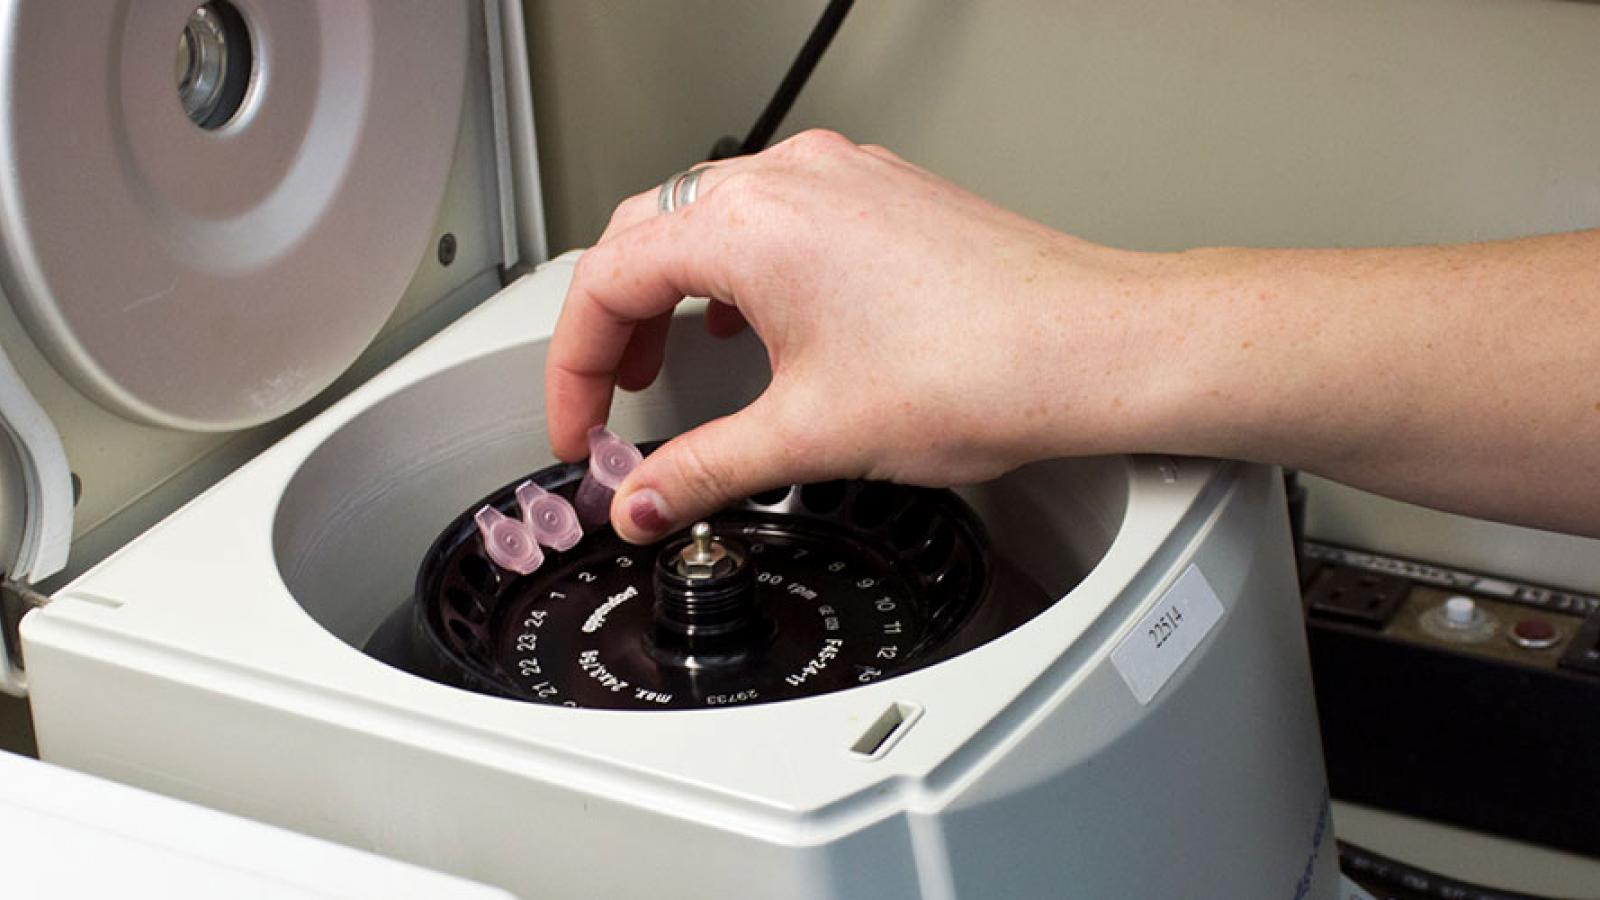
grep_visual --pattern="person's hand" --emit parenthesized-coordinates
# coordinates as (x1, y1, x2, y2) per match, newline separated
(546, 130, 1175, 543)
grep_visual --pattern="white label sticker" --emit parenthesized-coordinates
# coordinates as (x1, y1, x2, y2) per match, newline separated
(1110, 564, 1226, 704)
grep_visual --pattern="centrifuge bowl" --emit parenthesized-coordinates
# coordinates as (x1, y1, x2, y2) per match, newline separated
(271, 316, 1130, 662)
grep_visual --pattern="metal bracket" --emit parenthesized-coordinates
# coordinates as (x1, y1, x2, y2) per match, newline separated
(0, 577, 48, 696)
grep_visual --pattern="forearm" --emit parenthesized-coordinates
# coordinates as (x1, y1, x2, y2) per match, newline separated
(551, 130, 1600, 541)
(1136, 230, 1600, 535)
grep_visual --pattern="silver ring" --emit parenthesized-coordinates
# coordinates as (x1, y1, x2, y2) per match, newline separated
(657, 165, 712, 215)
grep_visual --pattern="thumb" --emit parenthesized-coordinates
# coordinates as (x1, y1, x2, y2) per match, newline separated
(610, 397, 808, 543)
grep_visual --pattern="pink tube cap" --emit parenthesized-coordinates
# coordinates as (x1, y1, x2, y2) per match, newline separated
(474, 505, 545, 575)
(516, 481, 583, 552)
(574, 426, 643, 527)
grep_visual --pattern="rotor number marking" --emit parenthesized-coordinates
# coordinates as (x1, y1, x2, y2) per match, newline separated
(706, 690, 760, 706)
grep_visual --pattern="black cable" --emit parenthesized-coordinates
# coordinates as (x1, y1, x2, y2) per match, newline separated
(1338, 841, 1582, 900)
(708, 0, 856, 160)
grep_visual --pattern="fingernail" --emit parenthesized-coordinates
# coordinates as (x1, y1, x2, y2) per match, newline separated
(627, 489, 673, 537)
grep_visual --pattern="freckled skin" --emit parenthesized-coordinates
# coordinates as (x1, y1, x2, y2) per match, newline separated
(547, 129, 1600, 542)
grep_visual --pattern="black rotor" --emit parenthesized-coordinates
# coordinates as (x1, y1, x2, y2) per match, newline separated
(367, 443, 1054, 710)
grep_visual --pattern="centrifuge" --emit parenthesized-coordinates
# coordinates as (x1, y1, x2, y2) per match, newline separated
(0, 2, 1338, 897)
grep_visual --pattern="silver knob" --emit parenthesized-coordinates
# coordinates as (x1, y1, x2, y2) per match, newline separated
(676, 521, 731, 579)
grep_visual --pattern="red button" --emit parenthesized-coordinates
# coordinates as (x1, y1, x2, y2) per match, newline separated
(1510, 618, 1559, 649)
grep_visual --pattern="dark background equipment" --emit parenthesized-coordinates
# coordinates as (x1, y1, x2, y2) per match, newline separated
(1301, 540, 1600, 861)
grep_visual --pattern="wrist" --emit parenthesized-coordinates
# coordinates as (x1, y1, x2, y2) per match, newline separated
(1022, 242, 1286, 464)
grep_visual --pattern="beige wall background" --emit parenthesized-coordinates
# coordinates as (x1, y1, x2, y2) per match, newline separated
(523, 0, 1600, 588)
(525, 0, 1600, 251)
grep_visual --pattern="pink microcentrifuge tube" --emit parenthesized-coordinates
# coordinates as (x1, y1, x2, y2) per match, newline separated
(474, 505, 545, 575)
(573, 425, 643, 527)
(516, 481, 583, 552)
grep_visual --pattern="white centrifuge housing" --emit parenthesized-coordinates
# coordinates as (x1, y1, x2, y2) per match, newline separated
(0, 2, 1337, 897)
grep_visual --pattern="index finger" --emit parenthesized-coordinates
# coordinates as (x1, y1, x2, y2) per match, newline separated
(544, 199, 745, 461)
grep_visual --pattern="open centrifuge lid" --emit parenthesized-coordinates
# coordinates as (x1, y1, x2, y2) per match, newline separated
(0, 0, 469, 433)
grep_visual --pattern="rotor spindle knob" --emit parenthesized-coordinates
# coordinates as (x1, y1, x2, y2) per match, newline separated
(651, 522, 767, 666)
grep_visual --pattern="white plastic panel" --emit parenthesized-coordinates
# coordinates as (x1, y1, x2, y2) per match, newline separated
(0, 750, 513, 899)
